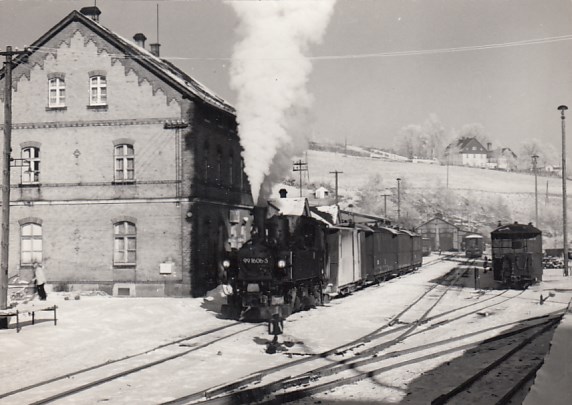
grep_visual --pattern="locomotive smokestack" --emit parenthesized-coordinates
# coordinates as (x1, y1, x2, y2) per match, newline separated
(279, 188, 288, 198)
(253, 206, 268, 240)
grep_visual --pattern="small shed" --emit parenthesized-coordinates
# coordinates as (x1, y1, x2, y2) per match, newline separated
(314, 187, 330, 199)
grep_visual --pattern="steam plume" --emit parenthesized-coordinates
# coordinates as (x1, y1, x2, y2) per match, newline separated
(229, 0, 337, 204)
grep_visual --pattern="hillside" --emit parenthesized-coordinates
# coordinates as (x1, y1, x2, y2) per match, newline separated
(279, 148, 568, 247)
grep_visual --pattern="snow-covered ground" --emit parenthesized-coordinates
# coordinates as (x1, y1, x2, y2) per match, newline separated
(1, 255, 571, 404)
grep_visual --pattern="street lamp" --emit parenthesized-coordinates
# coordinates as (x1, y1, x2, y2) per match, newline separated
(532, 154, 539, 227)
(396, 178, 401, 223)
(558, 105, 569, 277)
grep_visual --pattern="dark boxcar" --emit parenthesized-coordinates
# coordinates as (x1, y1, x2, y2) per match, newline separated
(396, 230, 413, 273)
(401, 230, 422, 269)
(464, 234, 484, 258)
(491, 223, 542, 288)
(367, 226, 400, 280)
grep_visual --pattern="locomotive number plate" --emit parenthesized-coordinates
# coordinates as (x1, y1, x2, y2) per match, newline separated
(242, 257, 269, 264)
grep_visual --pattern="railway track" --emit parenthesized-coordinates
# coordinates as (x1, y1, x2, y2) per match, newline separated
(0, 321, 261, 404)
(431, 312, 564, 405)
(163, 258, 537, 405)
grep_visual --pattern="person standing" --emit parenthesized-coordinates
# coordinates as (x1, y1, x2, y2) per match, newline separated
(33, 263, 47, 301)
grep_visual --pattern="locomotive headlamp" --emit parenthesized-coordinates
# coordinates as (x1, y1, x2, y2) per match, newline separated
(222, 259, 231, 268)
(277, 259, 287, 269)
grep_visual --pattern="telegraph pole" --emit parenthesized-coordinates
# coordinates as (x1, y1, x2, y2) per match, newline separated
(396, 177, 402, 223)
(381, 189, 390, 219)
(558, 105, 569, 276)
(1, 46, 29, 328)
(292, 160, 307, 198)
(329, 170, 343, 205)
(532, 154, 539, 227)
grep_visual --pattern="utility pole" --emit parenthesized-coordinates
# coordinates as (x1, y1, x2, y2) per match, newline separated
(445, 151, 449, 189)
(558, 105, 569, 277)
(396, 177, 402, 223)
(381, 189, 390, 219)
(1, 46, 29, 328)
(329, 170, 343, 205)
(292, 160, 307, 198)
(532, 154, 539, 227)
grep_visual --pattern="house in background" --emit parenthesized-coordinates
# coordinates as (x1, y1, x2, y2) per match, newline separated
(0, 7, 252, 297)
(446, 137, 488, 168)
(486, 142, 518, 171)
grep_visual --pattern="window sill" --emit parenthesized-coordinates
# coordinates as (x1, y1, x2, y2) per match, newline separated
(19, 183, 41, 188)
(113, 264, 136, 268)
(112, 180, 136, 185)
(46, 106, 67, 111)
(87, 104, 108, 111)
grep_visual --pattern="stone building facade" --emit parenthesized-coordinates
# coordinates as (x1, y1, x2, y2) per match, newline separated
(0, 9, 252, 297)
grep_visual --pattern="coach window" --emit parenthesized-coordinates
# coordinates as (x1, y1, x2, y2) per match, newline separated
(22, 146, 40, 184)
(114, 221, 136, 266)
(21, 223, 43, 266)
(114, 144, 134, 182)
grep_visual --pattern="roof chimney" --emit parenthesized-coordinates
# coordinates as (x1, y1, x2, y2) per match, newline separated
(487, 142, 492, 151)
(80, 6, 101, 22)
(279, 188, 288, 198)
(149, 43, 161, 57)
(133, 33, 147, 49)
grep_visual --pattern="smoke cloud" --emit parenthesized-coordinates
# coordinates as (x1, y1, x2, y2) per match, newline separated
(229, 0, 337, 205)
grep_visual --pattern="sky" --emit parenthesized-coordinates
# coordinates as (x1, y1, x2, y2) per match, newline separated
(0, 0, 571, 154)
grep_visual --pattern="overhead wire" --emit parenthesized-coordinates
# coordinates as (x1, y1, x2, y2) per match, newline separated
(28, 33, 572, 64)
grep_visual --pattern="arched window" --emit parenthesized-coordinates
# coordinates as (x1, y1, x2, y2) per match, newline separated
(114, 144, 134, 181)
(48, 77, 66, 108)
(22, 147, 40, 183)
(114, 221, 136, 265)
(21, 223, 42, 265)
(89, 75, 107, 106)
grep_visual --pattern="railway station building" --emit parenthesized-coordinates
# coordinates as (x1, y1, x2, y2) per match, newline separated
(0, 8, 253, 297)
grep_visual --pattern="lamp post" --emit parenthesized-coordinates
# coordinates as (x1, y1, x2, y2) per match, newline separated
(558, 105, 569, 277)
(532, 154, 539, 227)
(396, 178, 401, 223)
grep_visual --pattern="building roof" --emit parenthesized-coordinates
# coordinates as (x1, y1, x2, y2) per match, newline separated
(491, 223, 541, 239)
(415, 216, 461, 231)
(447, 137, 488, 155)
(1, 9, 235, 115)
(267, 197, 311, 217)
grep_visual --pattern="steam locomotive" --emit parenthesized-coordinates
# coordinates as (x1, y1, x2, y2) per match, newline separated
(221, 197, 423, 320)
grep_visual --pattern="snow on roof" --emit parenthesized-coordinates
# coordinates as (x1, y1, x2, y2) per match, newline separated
(267, 198, 310, 217)
(313, 205, 340, 224)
